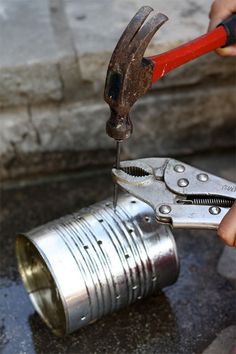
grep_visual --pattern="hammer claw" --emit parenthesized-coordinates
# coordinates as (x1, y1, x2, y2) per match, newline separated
(111, 6, 154, 57)
(130, 13, 168, 59)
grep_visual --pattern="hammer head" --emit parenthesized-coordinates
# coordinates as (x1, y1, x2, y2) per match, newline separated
(104, 6, 168, 141)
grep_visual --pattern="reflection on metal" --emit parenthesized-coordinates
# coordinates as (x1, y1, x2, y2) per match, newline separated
(16, 194, 179, 336)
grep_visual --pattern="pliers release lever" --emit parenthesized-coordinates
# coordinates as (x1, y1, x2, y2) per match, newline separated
(112, 158, 236, 230)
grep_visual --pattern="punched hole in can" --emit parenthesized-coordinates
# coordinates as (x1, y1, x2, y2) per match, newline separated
(125, 254, 130, 259)
(97, 240, 102, 245)
(98, 218, 103, 223)
(84, 245, 89, 250)
(144, 216, 151, 223)
(131, 200, 136, 204)
(81, 316, 87, 321)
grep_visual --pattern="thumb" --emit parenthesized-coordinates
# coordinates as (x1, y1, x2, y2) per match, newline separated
(218, 202, 236, 247)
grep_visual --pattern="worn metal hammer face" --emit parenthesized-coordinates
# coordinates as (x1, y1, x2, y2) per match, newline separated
(104, 6, 168, 141)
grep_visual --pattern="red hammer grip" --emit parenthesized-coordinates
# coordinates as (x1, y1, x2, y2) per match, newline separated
(149, 14, 236, 84)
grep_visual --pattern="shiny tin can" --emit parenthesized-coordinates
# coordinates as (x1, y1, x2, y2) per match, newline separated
(16, 194, 179, 336)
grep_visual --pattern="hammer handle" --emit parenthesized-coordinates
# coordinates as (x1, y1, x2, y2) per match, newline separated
(149, 14, 236, 84)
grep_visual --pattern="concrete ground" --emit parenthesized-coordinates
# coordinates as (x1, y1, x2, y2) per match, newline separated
(0, 150, 235, 354)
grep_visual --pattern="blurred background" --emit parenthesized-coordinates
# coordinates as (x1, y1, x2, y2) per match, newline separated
(0, 0, 235, 181)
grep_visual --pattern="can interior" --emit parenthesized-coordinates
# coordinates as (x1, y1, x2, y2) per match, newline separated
(16, 234, 67, 336)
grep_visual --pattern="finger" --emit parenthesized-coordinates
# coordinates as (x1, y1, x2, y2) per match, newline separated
(216, 45, 236, 56)
(208, 0, 236, 31)
(208, 16, 225, 32)
(208, 4, 236, 56)
(209, 0, 236, 21)
(218, 202, 236, 247)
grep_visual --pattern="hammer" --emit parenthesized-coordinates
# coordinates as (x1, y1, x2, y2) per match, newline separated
(104, 6, 236, 207)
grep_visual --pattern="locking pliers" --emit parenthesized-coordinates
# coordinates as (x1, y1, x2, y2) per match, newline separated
(112, 158, 236, 230)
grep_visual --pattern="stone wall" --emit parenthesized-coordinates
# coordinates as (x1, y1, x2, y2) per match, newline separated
(0, 0, 235, 180)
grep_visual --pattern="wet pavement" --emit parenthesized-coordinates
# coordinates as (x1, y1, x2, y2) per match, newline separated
(0, 151, 236, 354)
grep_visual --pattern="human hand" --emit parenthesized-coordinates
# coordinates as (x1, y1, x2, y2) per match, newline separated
(218, 202, 236, 247)
(209, 0, 236, 56)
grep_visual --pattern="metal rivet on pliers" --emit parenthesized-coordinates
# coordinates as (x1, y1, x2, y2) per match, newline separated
(209, 206, 221, 215)
(159, 205, 171, 214)
(174, 164, 185, 173)
(177, 178, 189, 187)
(197, 173, 209, 182)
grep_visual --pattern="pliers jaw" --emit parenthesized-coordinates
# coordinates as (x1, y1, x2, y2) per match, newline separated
(112, 158, 175, 216)
(112, 157, 168, 182)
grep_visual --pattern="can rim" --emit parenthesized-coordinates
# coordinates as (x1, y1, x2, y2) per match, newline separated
(16, 233, 68, 336)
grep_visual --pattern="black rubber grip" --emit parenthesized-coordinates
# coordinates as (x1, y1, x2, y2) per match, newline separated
(218, 14, 236, 47)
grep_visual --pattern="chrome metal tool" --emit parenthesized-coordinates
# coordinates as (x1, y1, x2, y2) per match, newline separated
(104, 6, 236, 209)
(112, 158, 236, 230)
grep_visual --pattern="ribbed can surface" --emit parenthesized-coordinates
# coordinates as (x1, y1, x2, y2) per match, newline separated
(16, 194, 179, 336)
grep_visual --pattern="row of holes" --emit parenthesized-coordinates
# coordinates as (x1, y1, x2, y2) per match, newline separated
(80, 275, 157, 321)
(79, 197, 153, 321)
(82, 212, 151, 256)
(105, 200, 137, 207)
(77, 200, 147, 225)
(81, 214, 150, 228)
(98, 215, 150, 228)
(83, 242, 129, 259)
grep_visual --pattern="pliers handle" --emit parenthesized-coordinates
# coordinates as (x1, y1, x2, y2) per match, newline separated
(112, 158, 236, 230)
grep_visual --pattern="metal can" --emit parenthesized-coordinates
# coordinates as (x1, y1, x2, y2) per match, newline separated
(16, 194, 179, 336)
